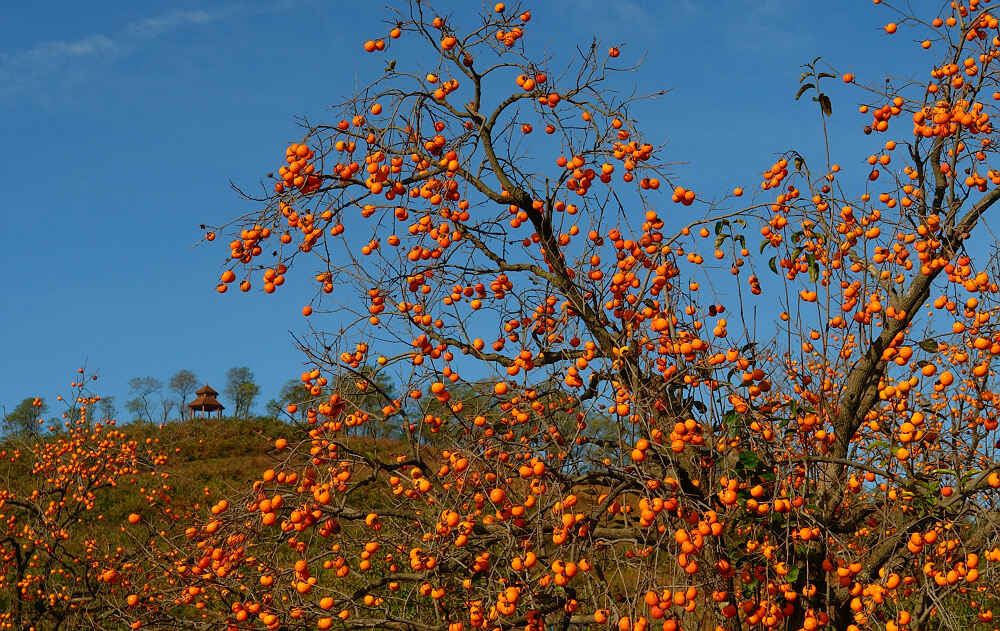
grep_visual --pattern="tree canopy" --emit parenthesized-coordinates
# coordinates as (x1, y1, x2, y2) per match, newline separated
(169, 369, 200, 412)
(1, 396, 46, 436)
(225, 366, 261, 418)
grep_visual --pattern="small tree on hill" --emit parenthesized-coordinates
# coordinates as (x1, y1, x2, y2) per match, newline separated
(267, 378, 308, 420)
(125, 376, 162, 422)
(2, 397, 46, 437)
(225, 366, 260, 418)
(94, 394, 117, 421)
(168, 369, 200, 413)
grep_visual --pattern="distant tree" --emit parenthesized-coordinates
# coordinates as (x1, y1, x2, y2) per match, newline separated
(94, 395, 117, 422)
(224, 367, 260, 418)
(157, 395, 176, 425)
(2, 397, 46, 437)
(168, 369, 200, 415)
(125, 376, 162, 422)
(267, 378, 310, 420)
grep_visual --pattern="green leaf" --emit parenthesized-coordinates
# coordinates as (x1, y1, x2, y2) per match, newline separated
(795, 83, 816, 100)
(760, 238, 771, 254)
(806, 252, 819, 283)
(768, 257, 778, 274)
(817, 72, 836, 80)
(738, 451, 760, 470)
(714, 234, 730, 249)
(794, 156, 804, 172)
(819, 93, 833, 116)
(930, 468, 957, 476)
(785, 567, 800, 583)
(919, 339, 939, 353)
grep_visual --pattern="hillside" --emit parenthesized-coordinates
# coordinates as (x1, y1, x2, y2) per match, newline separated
(0, 415, 318, 629)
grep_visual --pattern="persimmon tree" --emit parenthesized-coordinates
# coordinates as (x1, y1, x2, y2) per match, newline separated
(0, 374, 172, 631)
(112, 2, 1000, 631)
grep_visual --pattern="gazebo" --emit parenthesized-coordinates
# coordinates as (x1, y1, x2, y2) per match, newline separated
(188, 384, 225, 419)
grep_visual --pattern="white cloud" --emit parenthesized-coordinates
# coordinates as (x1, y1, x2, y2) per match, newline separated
(0, 34, 119, 83)
(0, 8, 228, 94)
(126, 10, 222, 39)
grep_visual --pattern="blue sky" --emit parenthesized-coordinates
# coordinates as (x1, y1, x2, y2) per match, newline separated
(0, 1, 914, 419)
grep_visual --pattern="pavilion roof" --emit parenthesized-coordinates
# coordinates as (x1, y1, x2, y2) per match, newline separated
(188, 384, 224, 411)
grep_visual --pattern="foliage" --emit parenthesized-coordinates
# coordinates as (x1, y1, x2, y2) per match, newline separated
(226, 366, 261, 418)
(267, 378, 309, 419)
(94, 394, 118, 422)
(168, 369, 200, 414)
(2, 396, 46, 437)
(126, 376, 163, 422)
